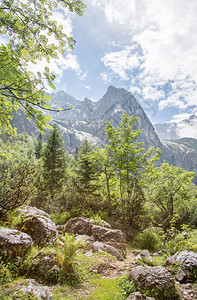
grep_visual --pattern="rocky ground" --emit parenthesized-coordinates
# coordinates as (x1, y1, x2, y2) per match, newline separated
(0, 206, 197, 300)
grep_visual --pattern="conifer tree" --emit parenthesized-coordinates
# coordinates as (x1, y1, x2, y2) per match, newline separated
(42, 124, 66, 198)
(76, 139, 100, 195)
(35, 133, 43, 159)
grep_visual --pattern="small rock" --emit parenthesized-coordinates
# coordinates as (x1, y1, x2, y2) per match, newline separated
(11, 279, 52, 299)
(126, 292, 155, 299)
(92, 241, 123, 261)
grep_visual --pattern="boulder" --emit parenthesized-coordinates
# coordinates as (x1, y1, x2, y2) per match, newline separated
(92, 225, 126, 256)
(126, 292, 155, 300)
(16, 205, 51, 219)
(92, 241, 123, 261)
(165, 250, 197, 283)
(0, 227, 33, 260)
(29, 251, 63, 284)
(75, 234, 94, 246)
(128, 266, 180, 300)
(65, 217, 112, 236)
(135, 250, 154, 264)
(65, 217, 93, 236)
(165, 250, 197, 268)
(10, 279, 52, 299)
(17, 208, 57, 246)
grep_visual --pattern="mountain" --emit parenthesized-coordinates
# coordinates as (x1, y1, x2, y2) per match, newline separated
(155, 115, 197, 141)
(10, 86, 197, 176)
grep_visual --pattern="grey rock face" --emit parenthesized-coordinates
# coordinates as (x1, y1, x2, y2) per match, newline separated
(30, 251, 62, 284)
(10, 279, 52, 299)
(166, 251, 197, 283)
(92, 225, 126, 256)
(128, 266, 180, 300)
(65, 217, 125, 260)
(134, 250, 154, 264)
(65, 217, 112, 236)
(65, 217, 93, 236)
(166, 251, 197, 268)
(17, 206, 57, 246)
(0, 227, 33, 260)
(126, 292, 155, 300)
(17, 205, 51, 219)
(92, 241, 123, 261)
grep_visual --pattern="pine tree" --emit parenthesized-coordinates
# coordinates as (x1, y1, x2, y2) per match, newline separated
(35, 133, 43, 159)
(42, 124, 66, 198)
(76, 139, 100, 195)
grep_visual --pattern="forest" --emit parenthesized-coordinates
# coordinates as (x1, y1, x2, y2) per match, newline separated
(0, 0, 197, 298)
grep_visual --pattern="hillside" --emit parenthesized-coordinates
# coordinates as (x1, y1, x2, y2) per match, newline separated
(10, 86, 197, 176)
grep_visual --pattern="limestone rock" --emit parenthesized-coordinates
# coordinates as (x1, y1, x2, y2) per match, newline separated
(0, 227, 33, 260)
(126, 292, 155, 300)
(135, 250, 154, 264)
(65, 217, 111, 236)
(128, 266, 180, 300)
(75, 234, 94, 246)
(16, 205, 51, 219)
(92, 241, 123, 261)
(92, 225, 126, 256)
(17, 206, 57, 246)
(65, 217, 93, 236)
(166, 250, 197, 283)
(30, 251, 62, 284)
(10, 279, 52, 299)
(165, 250, 197, 268)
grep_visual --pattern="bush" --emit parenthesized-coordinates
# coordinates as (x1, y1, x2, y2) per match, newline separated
(134, 230, 163, 252)
(59, 233, 82, 284)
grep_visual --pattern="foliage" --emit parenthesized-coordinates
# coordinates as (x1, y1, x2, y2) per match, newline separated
(0, 162, 36, 217)
(35, 133, 43, 159)
(59, 233, 82, 284)
(0, 0, 86, 133)
(134, 229, 163, 252)
(42, 124, 67, 199)
(146, 163, 196, 231)
(166, 228, 197, 254)
(0, 131, 36, 174)
(117, 276, 136, 299)
(104, 112, 160, 232)
(75, 139, 101, 195)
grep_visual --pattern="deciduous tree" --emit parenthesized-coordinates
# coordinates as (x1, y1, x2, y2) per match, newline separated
(0, 0, 85, 133)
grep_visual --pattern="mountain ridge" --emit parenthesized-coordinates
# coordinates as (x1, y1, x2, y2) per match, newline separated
(10, 86, 197, 176)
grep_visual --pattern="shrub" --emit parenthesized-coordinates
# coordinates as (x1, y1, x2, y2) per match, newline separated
(59, 233, 82, 284)
(134, 230, 163, 252)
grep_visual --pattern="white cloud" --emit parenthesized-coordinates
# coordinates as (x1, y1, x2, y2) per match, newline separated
(91, 0, 197, 113)
(101, 46, 140, 80)
(28, 53, 84, 86)
(170, 113, 194, 123)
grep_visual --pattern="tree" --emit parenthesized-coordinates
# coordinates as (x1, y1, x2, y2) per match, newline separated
(105, 112, 160, 230)
(147, 162, 196, 231)
(0, 0, 86, 133)
(0, 162, 35, 217)
(35, 133, 43, 159)
(76, 139, 100, 195)
(42, 124, 66, 199)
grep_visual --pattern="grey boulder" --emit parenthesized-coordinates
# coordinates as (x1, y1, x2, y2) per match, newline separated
(128, 266, 180, 300)
(10, 279, 52, 299)
(92, 241, 123, 261)
(17, 206, 57, 246)
(0, 227, 33, 260)
(126, 292, 155, 299)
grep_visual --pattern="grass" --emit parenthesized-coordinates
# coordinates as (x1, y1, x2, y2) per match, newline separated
(83, 277, 123, 300)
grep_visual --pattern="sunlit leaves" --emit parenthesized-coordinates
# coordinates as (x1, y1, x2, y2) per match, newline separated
(0, 0, 86, 133)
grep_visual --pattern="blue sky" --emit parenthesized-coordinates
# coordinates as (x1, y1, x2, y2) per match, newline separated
(28, 0, 197, 126)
